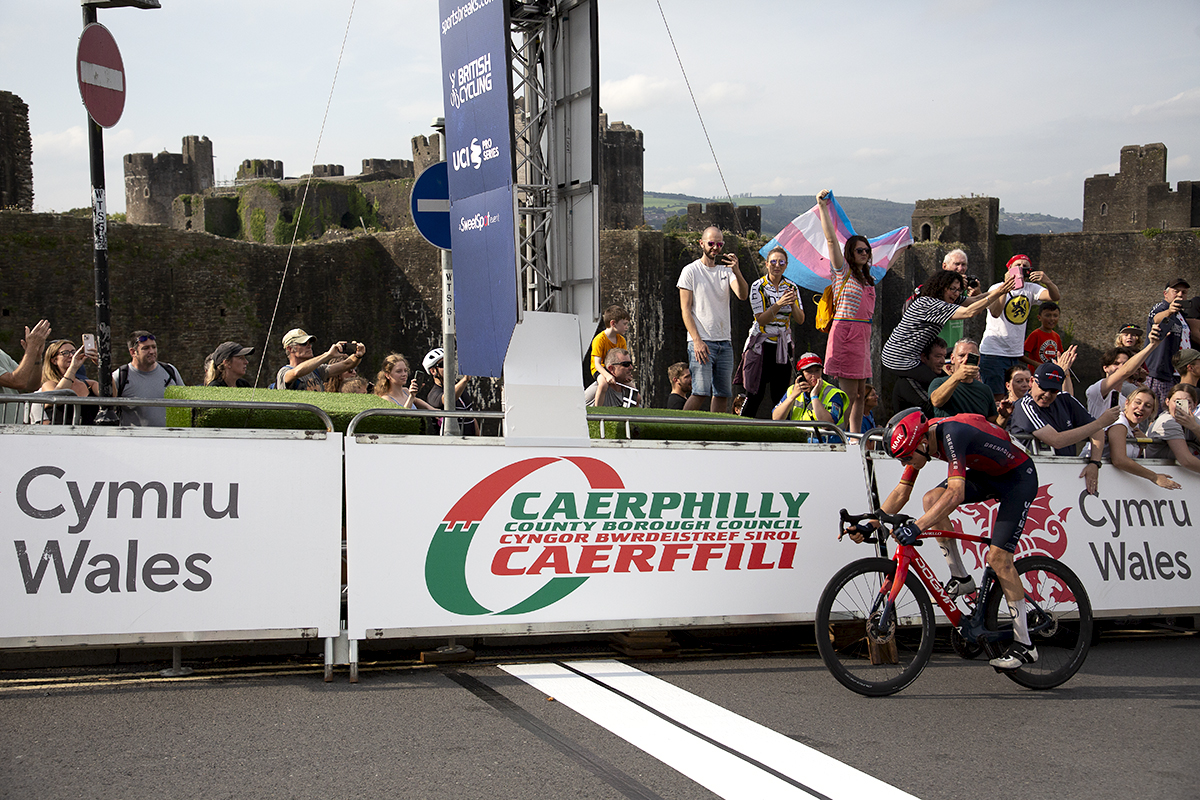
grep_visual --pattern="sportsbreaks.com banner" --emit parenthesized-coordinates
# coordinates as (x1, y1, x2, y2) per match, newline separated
(345, 441, 870, 638)
(0, 433, 342, 640)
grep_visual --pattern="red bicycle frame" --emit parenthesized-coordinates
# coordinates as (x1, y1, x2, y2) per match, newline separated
(883, 528, 993, 627)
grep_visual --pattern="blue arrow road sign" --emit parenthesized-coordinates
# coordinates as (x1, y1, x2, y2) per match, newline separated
(411, 161, 451, 250)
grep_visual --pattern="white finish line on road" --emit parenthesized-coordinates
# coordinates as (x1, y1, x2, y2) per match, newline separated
(501, 660, 918, 800)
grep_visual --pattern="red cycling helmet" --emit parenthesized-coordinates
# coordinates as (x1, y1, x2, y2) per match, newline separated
(884, 407, 930, 460)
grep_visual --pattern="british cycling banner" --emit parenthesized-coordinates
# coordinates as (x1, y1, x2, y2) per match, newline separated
(345, 439, 868, 638)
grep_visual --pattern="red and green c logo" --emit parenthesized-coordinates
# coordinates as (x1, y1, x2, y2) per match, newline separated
(425, 456, 623, 615)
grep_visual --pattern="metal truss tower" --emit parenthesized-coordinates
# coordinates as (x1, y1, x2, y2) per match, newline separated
(509, 0, 600, 354)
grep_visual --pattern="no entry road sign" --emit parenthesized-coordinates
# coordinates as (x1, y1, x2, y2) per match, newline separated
(77, 23, 125, 128)
(411, 161, 451, 250)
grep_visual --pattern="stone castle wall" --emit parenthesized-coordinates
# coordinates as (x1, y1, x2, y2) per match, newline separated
(0, 211, 499, 412)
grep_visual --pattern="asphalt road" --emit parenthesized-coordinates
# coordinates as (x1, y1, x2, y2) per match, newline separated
(1, 632, 1197, 800)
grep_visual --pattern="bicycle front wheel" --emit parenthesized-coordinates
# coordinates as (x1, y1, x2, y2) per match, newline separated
(815, 557, 935, 697)
(984, 555, 1093, 690)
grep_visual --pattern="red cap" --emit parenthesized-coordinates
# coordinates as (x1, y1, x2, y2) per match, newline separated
(796, 352, 822, 371)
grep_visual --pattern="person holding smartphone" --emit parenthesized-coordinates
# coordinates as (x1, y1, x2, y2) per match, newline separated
(927, 339, 998, 422)
(1145, 278, 1192, 412)
(1146, 384, 1200, 474)
(35, 338, 100, 425)
(978, 254, 1061, 400)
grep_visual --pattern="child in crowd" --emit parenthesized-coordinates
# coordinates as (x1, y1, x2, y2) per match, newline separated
(590, 305, 630, 383)
(1114, 324, 1143, 350)
(341, 377, 369, 393)
(1024, 301, 1063, 367)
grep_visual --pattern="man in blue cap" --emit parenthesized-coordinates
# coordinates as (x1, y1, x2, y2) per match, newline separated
(1010, 362, 1121, 495)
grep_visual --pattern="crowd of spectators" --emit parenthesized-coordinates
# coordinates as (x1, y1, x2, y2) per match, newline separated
(2, 234, 1197, 476)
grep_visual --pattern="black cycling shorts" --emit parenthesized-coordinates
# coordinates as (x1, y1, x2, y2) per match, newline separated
(936, 461, 1039, 553)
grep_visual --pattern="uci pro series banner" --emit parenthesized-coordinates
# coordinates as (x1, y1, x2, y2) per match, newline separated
(0, 433, 342, 641)
(438, 0, 520, 378)
(345, 441, 868, 638)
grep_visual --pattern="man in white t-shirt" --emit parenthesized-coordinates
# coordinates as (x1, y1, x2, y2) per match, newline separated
(677, 227, 748, 413)
(978, 254, 1060, 399)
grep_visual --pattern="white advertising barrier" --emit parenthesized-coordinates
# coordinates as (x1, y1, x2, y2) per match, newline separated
(345, 439, 871, 639)
(0, 430, 342, 643)
(871, 455, 1200, 617)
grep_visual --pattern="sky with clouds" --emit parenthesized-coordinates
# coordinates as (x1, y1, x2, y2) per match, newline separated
(3, 0, 1198, 222)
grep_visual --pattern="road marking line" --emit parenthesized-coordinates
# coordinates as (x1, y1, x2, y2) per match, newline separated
(80, 61, 124, 92)
(502, 660, 918, 800)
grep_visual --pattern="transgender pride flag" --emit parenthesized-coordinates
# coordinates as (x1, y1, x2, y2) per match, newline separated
(758, 192, 913, 293)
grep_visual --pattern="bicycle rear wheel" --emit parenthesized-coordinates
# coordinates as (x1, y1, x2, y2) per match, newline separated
(815, 557, 935, 697)
(984, 555, 1093, 689)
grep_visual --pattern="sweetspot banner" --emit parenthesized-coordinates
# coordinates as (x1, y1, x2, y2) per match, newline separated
(0, 431, 342, 642)
(872, 457, 1200, 616)
(345, 440, 871, 639)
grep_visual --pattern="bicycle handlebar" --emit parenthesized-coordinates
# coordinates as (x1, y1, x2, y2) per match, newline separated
(839, 508, 914, 529)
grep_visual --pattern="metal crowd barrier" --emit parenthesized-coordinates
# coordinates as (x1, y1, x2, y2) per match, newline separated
(0, 392, 335, 432)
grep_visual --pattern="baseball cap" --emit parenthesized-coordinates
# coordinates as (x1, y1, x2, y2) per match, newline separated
(1166, 277, 1191, 289)
(796, 352, 822, 372)
(1119, 324, 1142, 334)
(283, 328, 315, 347)
(1006, 254, 1031, 269)
(1175, 349, 1199, 371)
(210, 341, 255, 366)
(1033, 362, 1065, 391)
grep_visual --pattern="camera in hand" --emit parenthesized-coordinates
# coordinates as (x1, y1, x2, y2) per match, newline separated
(965, 352, 980, 366)
(339, 341, 362, 355)
(966, 276, 980, 289)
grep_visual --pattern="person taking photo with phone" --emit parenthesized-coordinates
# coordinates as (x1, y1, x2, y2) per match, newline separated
(35, 338, 100, 425)
(928, 339, 998, 422)
(275, 328, 364, 391)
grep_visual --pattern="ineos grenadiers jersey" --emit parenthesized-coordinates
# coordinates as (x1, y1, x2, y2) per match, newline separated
(900, 414, 1030, 484)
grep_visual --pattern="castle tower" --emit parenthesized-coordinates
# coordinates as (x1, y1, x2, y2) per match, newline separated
(0, 91, 34, 211)
(182, 135, 214, 192)
(1083, 143, 1199, 232)
(124, 136, 215, 225)
(598, 111, 644, 230)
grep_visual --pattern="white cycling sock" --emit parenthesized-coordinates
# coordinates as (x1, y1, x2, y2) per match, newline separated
(937, 537, 968, 579)
(1009, 598, 1031, 646)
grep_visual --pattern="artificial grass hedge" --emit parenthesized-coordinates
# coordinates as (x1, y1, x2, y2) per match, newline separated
(586, 406, 813, 443)
(163, 386, 422, 435)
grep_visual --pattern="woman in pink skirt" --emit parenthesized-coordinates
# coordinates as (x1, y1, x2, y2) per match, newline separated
(817, 189, 875, 433)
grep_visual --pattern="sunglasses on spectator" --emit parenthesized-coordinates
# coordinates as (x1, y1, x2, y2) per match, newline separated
(704, 241, 724, 249)
(854, 247, 871, 254)
(137, 334, 156, 343)
(614, 360, 634, 368)
(768, 259, 787, 266)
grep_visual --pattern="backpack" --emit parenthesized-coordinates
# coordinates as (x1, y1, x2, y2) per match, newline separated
(116, 362, 182, 396)
(814, 277, 849, 334)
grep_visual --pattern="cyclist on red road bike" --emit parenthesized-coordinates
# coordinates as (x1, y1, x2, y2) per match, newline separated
(860, 407, 1041, 669)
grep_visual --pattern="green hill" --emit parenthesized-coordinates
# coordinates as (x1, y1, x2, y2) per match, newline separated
(644, 192, 1081, 238)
